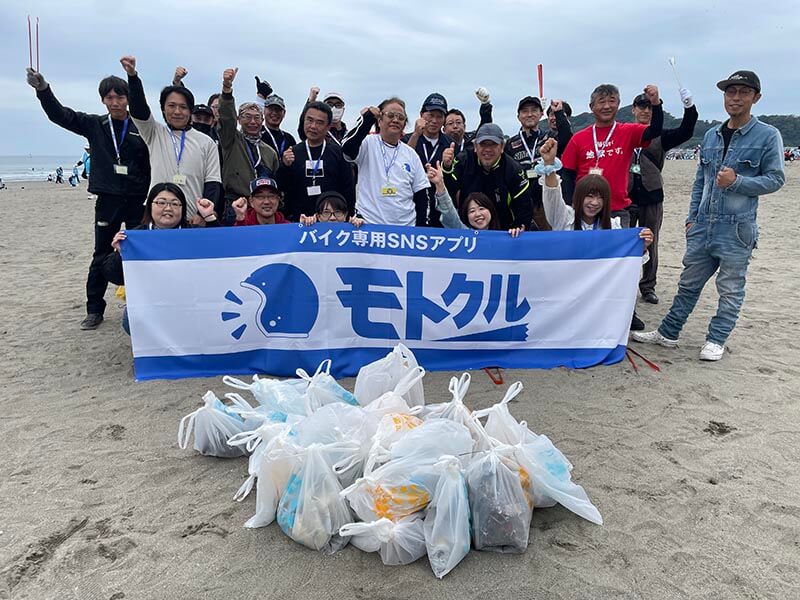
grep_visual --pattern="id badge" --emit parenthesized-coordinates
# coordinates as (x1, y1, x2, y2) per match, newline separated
(526, 168, 538, 179)
(381, 185, 398, 196)
(305, 160, 324, 178)
(588, 167, 603, 176)
(113, 164, 129, 175)
(307, 185, 322, 196)
(172, 173, 187, 185)
(630, 164, 641, 175)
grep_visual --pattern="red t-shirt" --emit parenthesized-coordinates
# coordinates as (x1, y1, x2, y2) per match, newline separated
(562, 122, 649, 212)
(234, 208, 288, 226)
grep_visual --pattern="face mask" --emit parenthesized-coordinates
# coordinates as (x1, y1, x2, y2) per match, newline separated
(193, 122, 213, 136)
(331, 107, 345, 123)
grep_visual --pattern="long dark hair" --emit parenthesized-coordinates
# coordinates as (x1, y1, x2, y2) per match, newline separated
(458, 192, 501, 230)
(142, 182, 188, 228)
(572, 174, 611, 230)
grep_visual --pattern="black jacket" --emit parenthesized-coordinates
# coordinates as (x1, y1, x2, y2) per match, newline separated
(402, 131, 455, 227)
(36, 86, 150, 197)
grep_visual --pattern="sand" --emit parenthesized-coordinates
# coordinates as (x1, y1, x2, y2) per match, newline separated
(1, 162, 798, 600)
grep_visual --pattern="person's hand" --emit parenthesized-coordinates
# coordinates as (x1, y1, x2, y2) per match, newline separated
(361, 106, 380, 119)
(282, 146, 295, 167)
(308, 86, 320, 102)
(550, 99, 563, 113)
(685, 222, 693, 233)
(539, 138, 557, 164)
(300, 213, 317, 226)
(679, 88, 694, 109)
(189, 213, 204, 226)
(350, 216, 364, 227)
(475, 87, 490, 104)
(111, 225, 127, 252)
(120, 56, 137, 77)
(196, 198, 215, 219)
(413, 118, 426, 135)
(173, 66, 188, 85)
(222, 67, 238, 91)
(716, 167, 736, 188)
(442, 142, 456, 168)
(232, 197, 248, 221)
(426, 161, 445, 192)
(255, 76, 272, 98)
(508, 226, 524, 238)
(639, 227, 654, 248)
(643, 84, 660, 105)
(25, 68, 48, 91)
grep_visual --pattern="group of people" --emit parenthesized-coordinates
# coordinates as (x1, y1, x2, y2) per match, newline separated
(25, 59, 785, 362)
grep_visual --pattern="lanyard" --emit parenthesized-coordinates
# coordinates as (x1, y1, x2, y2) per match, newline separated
(380, 140, 400, 183)
(422, 138, 440, 164)
(170, 130, 187, 170)
(108, 116, 129, 164)
(633, 147, 642, 164)
(519, 129, 539, 163)
(458, 138, 465, 153)
(266, 128, 286, 155)
(244, 140, 262, 170)
(592, 122, 617, 166)
(305, 140, 326, 183)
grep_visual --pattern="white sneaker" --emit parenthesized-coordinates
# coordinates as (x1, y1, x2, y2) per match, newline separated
(700, 341, 725, 361)
(630, 329, 678, 348)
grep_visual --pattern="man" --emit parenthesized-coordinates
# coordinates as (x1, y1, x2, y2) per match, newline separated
(260, 93, 296, 160)
(191, 103, 216, 138)
(231, 177, 288, 226)
(561, 83, 663, 226)
(633, 70, 784, 361)
(444, 87, 494, 155)
(120, 55, 221, 222)
(217, 67, 279, 224)
(297, 88, 349, 144)
(403, 93, 453, 226)
(278, 101, 355, 221)
(442, 123, 533, 230)
(26, 67, 150, 330)
(628, 88, 698, 304)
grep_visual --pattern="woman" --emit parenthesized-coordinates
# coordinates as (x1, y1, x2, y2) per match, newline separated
(299, 191, 364, 226)
(103, 182, 218, 333)
(426, 161, 523, 237)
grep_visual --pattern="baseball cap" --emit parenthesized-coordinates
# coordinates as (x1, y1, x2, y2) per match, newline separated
(422, 92, 448, 114)
(474, 123, 504, 145)
(517, 96, 543, 112)
(192, 103, 214, 116)
(632, 94, 651, 107)
(264, 94, 286, 109)
(249, 177, 279, 195)
(323, 91, 345, 103)
(716, 70, 761, 93)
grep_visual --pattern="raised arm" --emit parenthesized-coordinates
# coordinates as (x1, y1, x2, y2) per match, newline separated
(640, 85, 663, 143)
(342, 108, 378, 161)
(217, 67, 239, 149)
(26, 69, 92, 137)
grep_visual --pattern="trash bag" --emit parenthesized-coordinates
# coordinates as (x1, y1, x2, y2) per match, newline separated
(223, 374, 308, 416)
(424, 455, 471, 578)
(177, 391, 248, 458)
(514, 432, 603, 525)
(223, 392, 292, 433)
(339, 517, 426, 566)
(228, 421, 291, 502)
(466, 447, 531, 554)
(363, 411, 425, 475)
(276, 443, 353, 553)
(362, 367, 425, 419)
(354, 343, 425, 407)
(296, 359, 358, 413)
(425, 373, 493, 453)
(242, 426, 298, 528)
(471, 381, 525, 445)
(381, 419, 475, 473)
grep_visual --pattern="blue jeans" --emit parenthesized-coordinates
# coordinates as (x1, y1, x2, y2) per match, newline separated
(658, 218, 757, 345)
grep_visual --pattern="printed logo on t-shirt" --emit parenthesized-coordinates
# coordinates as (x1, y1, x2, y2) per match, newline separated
(403, 163, 411, 172)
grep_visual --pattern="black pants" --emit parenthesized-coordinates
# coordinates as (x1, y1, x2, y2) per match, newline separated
(629, 202, 663, 295)
(86, 194, 145, 315)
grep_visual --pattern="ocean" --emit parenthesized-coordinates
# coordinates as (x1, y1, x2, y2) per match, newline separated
(0, 155, 83, 182)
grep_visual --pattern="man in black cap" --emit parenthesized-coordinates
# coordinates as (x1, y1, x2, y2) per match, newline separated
(628, 87, 698, 305)
(633, 70, 785, 362)
(191, 103, 216, 138)
(403, 92, 453, 226)
(258, 91, 296, 160)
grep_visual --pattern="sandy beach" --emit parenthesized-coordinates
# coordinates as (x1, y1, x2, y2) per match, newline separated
(1, 161, 798, 599)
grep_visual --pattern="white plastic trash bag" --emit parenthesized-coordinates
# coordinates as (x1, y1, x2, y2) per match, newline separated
(363, 411, 425, 475)
(296, 359, 359, 413)
(425, 373, 493, 453)
(222, 374, 309, 416)
(177, 391, 248, 458)
(339, 517, 426, 566)
(241, 426, 298, 529)
(228, 421, 291, 502)
(472, 381, 525, 445)
(354, 343, 425, 407)
(362, 366, 425, 419)
(424, 455, 471, 578)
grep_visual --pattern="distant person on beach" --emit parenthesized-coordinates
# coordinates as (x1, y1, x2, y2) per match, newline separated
(26, 66, 150, 331)
(633, 70, 786, 361)
(0, 177, 5, 190)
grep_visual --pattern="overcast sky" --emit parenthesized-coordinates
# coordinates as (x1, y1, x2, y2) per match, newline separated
(1, 0, 798, 155)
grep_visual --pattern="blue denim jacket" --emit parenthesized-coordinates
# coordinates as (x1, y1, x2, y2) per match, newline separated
(688, 116, 784, 224)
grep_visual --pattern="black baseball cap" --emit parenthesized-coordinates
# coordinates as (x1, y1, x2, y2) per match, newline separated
(517, 96, 543, 112)
(422, 93, 448, 114)
(192, 103, 214, 116)
(716, 70, 761, 93)
(632, 94, 651, 107)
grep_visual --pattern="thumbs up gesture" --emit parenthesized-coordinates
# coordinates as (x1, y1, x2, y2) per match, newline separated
(282, 146, 295, 167)
(442, 142, 456, 168)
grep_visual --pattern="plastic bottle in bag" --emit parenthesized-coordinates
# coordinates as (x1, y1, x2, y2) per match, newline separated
(296, 359, 358, 412)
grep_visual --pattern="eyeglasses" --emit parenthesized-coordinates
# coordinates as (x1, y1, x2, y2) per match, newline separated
(240, 113, 262, 122)
(153, 199, 182, 208)
(320, 210, 346, 219)
(724, 86, 756, 98)
(382, 111, 406, 122)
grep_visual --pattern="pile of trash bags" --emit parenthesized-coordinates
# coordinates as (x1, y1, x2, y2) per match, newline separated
(178, 344, 603, 578)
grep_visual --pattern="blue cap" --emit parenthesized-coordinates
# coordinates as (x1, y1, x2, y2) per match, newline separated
(249, 177, 279, 195)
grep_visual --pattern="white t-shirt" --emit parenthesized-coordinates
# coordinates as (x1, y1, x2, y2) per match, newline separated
(351, 134, 429, 226)
(132, 114, 221, 218)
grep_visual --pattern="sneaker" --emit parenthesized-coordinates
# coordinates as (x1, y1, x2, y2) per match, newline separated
(631, 329, 679, 348)
(630, 312, 645, 331)
(700, 341, 725, 361)
(641, 292, 659, 304)
(80, 313, 104, 330)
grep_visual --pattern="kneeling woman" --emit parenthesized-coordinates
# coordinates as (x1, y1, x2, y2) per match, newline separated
(103, 182, 218, 332)
(427, 161, 523, 237)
